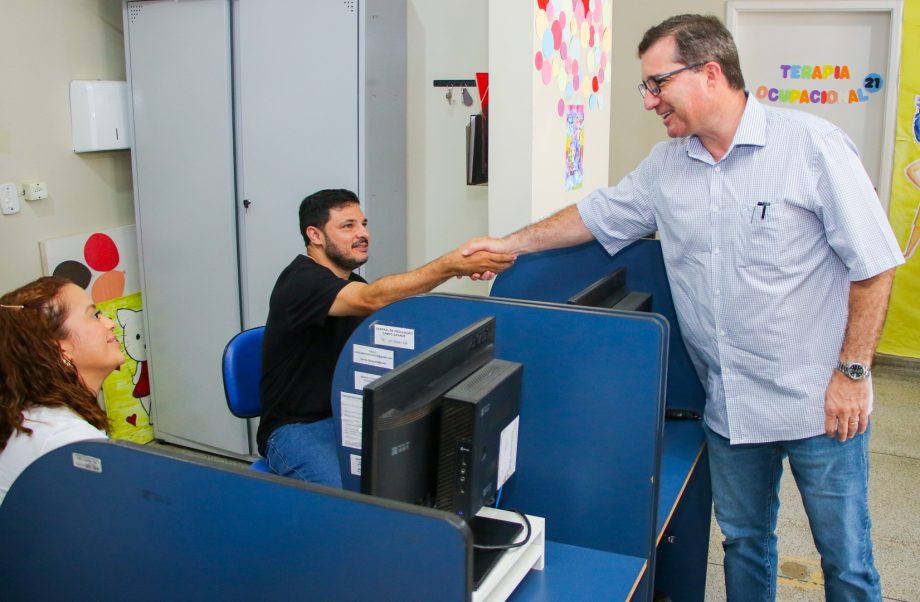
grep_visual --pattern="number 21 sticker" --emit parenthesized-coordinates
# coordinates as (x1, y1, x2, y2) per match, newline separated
(863, 73, 883, 93)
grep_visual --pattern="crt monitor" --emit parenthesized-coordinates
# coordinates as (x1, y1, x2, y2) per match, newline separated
(360, 317, 497, 506)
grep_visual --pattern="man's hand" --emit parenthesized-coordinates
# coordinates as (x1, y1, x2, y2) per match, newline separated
(460, 237, 518, 281)
(824, 269, 894, 442)
(462, 236, 518, 257)
(459, 205, 594, 280)
(446, 244, 516, 280)
(824, 371, 871, 442)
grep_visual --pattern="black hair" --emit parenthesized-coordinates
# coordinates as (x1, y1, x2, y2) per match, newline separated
(298, 189, 360, 246)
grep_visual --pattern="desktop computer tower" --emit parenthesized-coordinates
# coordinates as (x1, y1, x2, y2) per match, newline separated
(435, 359, 523, 520)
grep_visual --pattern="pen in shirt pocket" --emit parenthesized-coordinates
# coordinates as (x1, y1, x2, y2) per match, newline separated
(750, 201, 772, 222)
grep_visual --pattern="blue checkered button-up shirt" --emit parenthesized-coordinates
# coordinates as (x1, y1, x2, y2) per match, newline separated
(578, 95, 904, 444)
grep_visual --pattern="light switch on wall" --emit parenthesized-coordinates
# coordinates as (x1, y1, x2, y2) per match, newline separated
(1, 182, 21, 215)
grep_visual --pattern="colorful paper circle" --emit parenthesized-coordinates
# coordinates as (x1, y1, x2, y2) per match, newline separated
(91, 270, 126, 303)
(52, 260, 92, 289)
(84, 233, 120, 272)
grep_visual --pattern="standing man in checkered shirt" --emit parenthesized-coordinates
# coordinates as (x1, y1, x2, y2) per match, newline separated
(466, 14, 902, 601)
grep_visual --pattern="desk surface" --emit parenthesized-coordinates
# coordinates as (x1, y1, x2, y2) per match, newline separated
(657, 421, 706, 536)
(507, 422, 705, 602)
(511, 541, 647, 601)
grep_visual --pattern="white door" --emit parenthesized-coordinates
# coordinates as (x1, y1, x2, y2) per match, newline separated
(235, 0, 360, 327)
(125, 0, 249, 454)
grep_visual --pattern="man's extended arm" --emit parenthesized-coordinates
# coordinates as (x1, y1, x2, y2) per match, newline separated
(461, 205, 595, 280)
(824, 268, 896, 441)
(329, 245, 515, 316)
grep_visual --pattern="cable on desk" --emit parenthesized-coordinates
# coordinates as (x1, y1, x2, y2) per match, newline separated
(472, 509, 532, 551)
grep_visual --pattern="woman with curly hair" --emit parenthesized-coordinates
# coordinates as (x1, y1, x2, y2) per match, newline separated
(0, 276, 125, 505)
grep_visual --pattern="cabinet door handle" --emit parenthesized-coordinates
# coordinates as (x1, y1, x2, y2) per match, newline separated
(243, 199, 251, 209)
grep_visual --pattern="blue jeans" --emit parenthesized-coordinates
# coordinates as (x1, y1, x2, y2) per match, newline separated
(705, 424, 881, 601)
(265, 418, 343, 488)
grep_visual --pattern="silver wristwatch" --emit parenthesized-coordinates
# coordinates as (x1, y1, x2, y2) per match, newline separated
(837, 361, 871, 380)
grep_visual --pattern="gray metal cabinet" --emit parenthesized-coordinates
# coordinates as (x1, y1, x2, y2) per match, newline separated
(124, 0, 406, 456)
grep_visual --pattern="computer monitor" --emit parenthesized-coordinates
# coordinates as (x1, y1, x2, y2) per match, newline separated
(567, 266, 652, 312)
(360, 317, 497, 506)
(360, 316, 526, 589)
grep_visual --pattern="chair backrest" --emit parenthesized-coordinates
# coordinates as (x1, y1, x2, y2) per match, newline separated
(222, 326, 265, 419)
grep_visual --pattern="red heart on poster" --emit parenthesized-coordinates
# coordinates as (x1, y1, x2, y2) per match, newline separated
(126, 414, 137, 426)
(537, 0, 549, 10)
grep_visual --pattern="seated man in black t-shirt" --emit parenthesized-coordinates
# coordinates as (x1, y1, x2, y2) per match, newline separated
(258, 189, 515, 487)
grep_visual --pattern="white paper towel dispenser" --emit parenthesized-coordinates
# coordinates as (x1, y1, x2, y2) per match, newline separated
(70, 80, 131, 152)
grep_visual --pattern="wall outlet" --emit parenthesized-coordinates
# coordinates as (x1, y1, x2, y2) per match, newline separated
(1, 182, 21, 215)
(22, 181, 48, 201)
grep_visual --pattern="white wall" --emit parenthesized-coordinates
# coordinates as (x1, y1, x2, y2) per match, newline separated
(0, 1, 727, 297)
(406, 0, 492, 296)
(608, 0, 725, 182)
(404, 0, 726, 291)
(0, 0, 135, 293)
(489, 1, 613, 239)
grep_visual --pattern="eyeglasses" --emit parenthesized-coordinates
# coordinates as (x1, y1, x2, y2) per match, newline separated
(637, 62, 706, 98)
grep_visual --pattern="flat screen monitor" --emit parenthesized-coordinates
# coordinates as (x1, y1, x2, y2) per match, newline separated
(567, 267, 627, 307)
(567, 266, 652, 312)
(360, 316, 526, 590)
(360, 317, 496, 506)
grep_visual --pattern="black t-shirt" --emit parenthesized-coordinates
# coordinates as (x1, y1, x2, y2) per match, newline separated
(256, 255, 366, 455)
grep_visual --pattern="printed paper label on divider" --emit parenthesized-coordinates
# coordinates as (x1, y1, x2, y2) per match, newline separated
(497, 416, 519, 488)
(350, 453, 362, 476)
(72, 452, 102, 474)
(354, 371, 381, 390)
(341, 392, 363, 450)
(352, 344, 394, 369)
(373, 324, 415, 349)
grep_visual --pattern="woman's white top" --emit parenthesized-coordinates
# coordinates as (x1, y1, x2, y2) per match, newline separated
(0, 405, 107, 506)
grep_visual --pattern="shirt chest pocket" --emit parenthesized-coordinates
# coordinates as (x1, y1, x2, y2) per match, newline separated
(737, 200, 788, 267)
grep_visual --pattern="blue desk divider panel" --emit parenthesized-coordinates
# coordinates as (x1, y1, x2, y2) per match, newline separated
(492, 239, 713, 600)
(491, 238, 705, 412)
(331, 294, 667, 569)
(0, 440, 471, 602)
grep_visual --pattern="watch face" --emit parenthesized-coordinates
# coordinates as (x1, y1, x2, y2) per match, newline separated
(846, 363, 868, 379)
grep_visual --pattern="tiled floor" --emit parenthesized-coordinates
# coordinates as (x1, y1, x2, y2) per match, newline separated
(705, 360, 920, 602)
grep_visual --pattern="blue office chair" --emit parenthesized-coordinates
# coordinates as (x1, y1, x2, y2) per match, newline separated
(221, 326, 271, 473)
